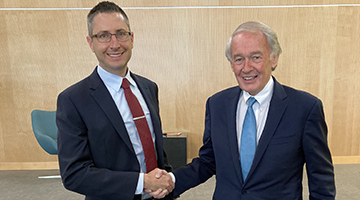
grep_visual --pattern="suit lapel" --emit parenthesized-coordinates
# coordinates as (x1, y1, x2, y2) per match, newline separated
(131, 73, 162, 140)
(89, 69, 136, 155)
(226, 86, 244, 184)
(131, 73, 164, 165)
(247, 77, 288, 179)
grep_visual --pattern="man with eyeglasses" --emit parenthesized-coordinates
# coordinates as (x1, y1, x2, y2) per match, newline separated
(56, 1, 174, 200)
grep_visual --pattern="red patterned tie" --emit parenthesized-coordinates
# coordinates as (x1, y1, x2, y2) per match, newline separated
(121, 78, 157, 172)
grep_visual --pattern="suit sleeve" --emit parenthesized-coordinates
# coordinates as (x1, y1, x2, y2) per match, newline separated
(303, 99, 336, 199)
(56, 92, 139, 200)
(172, 98, 216, 197)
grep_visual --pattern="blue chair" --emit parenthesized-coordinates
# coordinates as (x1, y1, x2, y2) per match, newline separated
(31, 110, 58, 155)
(31, 110, 61, 179)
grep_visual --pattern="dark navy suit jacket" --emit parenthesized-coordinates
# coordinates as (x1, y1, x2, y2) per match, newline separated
(173, 77, 335, 200)
(56, 68, 172, 200)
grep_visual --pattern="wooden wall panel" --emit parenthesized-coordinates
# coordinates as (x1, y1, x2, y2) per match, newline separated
(0, 2, 360, 169)
(1, 0, 360, 8)
(0, 9, 97, 167)
(331, 6, 360, 156)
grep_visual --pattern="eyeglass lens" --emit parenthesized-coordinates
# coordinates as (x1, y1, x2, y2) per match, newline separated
(95, 31, 130, 42)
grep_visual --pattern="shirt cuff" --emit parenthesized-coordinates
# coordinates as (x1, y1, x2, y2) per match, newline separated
(136, 173, 144, 194)
(169, 172, 176, 183)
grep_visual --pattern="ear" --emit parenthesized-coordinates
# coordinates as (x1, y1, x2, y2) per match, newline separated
(129, 32, 134, 49)
(230, 62, 235, 72)
(271, 55, 279, 70)
(86, 35, 95, 53)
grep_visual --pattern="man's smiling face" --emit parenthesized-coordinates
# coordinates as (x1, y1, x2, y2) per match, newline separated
(230, 31, 278, 95)
(87, 12, 134, 77)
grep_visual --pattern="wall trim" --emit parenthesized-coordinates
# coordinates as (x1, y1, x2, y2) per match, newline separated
(1, 4, 360, 11)
(332, 156, 360, 164)
(0, 162, 59, 170)
(0, 157, 359, 170)
(187, 156, 360, 166)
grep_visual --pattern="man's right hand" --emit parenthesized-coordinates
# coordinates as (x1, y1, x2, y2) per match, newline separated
(143, 168, 174, 198)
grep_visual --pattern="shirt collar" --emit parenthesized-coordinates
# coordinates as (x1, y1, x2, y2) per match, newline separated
(242, 76, 274, 105)
(97, 65, 136, 91)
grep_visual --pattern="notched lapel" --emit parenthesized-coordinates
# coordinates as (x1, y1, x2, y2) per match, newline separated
(248, 78, 288, 179)
(89, 70, 136, 155)
(131, 74, 162, 137)
(131, 74, 164, 159)
(226, 87, 244, 183)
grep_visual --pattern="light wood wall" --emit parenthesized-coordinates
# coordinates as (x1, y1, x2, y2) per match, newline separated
(1, 1, 360, 170)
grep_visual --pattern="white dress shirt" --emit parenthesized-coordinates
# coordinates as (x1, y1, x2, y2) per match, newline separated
(236, 77, 274, 150)
(170, 77, 275, 185)
(97, 66, 156, 196)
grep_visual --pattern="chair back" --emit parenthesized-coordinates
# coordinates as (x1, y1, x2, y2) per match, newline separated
(31, 110, 58, 155)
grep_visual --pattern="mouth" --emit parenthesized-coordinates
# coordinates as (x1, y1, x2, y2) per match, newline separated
(107, 52, 123, 58)
(243, 75, 257, 81)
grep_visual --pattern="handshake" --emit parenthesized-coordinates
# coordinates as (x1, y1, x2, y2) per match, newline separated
(144, 168, 175, 199)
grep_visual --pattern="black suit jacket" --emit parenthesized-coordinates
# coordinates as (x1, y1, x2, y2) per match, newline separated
(57, 68, 172, 200)
(173, 77, 335, 200)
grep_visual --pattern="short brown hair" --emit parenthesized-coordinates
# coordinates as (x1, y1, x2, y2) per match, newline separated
(87, 1, 130, 36)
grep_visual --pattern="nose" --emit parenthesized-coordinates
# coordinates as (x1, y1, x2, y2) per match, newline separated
(109, 34, 120, 49)
(243, 58, 252, 72)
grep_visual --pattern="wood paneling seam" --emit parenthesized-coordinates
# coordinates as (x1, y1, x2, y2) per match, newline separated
(1, 4, 360, 11)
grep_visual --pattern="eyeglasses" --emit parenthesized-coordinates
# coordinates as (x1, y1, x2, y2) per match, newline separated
(91, 31, 131, 43)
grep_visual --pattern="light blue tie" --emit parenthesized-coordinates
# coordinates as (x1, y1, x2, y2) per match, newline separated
(240, 97, 257, 181)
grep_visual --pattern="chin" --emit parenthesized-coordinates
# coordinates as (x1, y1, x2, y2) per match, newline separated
(240, 86, 259, 95)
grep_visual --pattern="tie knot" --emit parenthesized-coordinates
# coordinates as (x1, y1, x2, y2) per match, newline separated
(121, 78, 130, 89)
(248, 97, 256, 107)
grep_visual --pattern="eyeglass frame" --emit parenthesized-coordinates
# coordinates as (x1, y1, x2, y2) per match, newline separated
(90, 31, 132, 43)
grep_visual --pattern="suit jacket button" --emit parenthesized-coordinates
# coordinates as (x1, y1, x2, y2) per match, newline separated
(241, 190, 247, 195)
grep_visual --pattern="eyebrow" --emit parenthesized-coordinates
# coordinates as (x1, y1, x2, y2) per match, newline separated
(233, 51, 263, 58)
(115, 29, 129, 32)
(249, 51, 263, 56)
(97, 29, 129, 33)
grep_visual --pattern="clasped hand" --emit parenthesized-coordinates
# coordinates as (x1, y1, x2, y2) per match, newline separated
(144, 168, 174, 199)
